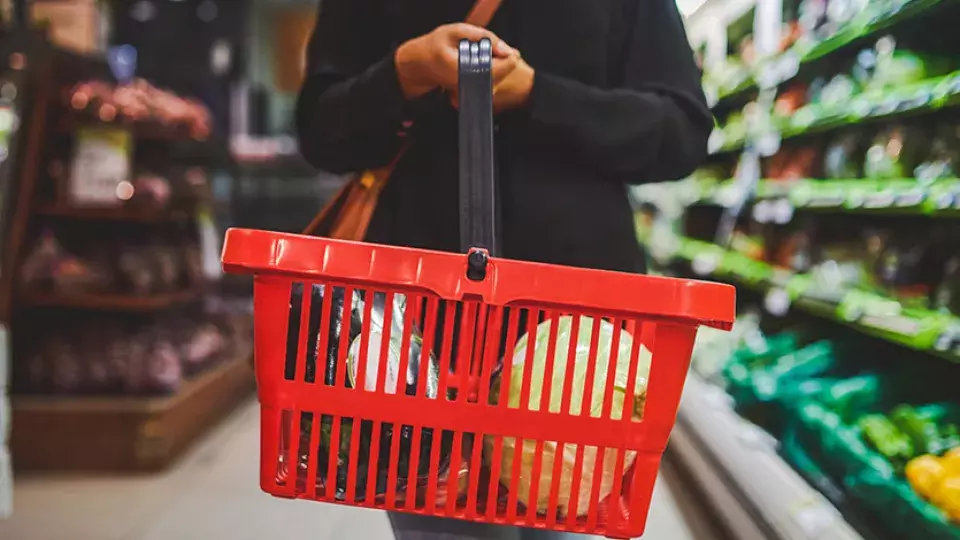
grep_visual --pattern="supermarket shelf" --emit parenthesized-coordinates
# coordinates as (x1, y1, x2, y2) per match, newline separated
(707, 0, 952, 117)
(10, 352, 255, 471)
(654, 235, 960, 362)
(670, 375, 865, 540)
(20, 288, 203, 311)
(794, 0, 952, 65)
(34, 202, 194, 223)
(710, 71, 960, 156)
(780, 73, 960, 140)
(56, 114, 207, 142)
(636, 178, 960, 216)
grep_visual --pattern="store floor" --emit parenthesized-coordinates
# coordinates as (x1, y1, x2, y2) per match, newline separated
(0, 398, 721, 540)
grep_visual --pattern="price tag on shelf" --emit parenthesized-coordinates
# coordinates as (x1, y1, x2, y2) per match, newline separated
(752, 200, 773, 223)
(68, 128, 132, 206)
(948, 74, 960, 95)
(895, 188, 926, 207)
(692, 252, 722, 276)
(792, 108, 817, 129)
(772, 198, 795, 224)
(872, 97, 900, 117)
(864, 190, 896, 208)
(791, 500, 837, 539)
(778, 52, 801, 82)
(704, 85, 719, 108)
(935, 332, 955, 353)
(850, 96, 872, 119)
(899, 88, 931, 112)
(756, 132, 782, 157)
(707, 129, 726, 154)
(765, 288, 792, 317)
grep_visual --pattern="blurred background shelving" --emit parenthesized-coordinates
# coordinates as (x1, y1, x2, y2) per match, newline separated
(649, 1, 960, 539)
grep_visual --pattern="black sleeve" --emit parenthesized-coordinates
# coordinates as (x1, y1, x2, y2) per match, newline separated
(525, 0, 712, 182)
(295, 0, 409, 174)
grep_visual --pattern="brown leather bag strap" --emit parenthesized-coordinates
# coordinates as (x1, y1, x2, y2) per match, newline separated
(466, 0, 505, 27)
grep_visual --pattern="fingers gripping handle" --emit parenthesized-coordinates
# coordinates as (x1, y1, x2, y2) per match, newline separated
(458, 39, 497, 278)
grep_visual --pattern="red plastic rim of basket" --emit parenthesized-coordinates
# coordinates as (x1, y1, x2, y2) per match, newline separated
(221, 228, 735, 330)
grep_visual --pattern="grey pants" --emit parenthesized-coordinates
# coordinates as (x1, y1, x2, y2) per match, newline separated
(389, 514, 602, 540)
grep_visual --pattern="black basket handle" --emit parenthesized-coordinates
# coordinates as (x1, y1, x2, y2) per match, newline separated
(458, 39, 497, 269)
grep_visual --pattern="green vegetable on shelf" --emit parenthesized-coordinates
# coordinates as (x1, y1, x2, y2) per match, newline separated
(859, 413, 915, 465)
(891, 405, 945, 457)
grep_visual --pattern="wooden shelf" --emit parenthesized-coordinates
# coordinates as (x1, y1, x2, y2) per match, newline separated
(34, 203, 191, 223)
(55, 114, 206, 143)
(10, 353, 255, 472)
(21, 288, 202, 311)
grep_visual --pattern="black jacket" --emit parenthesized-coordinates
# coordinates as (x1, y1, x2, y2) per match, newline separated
(297, 0, 711, 273)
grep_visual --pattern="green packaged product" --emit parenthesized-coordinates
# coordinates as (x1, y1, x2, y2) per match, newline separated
(892, 405, 947, 457)
(859, 414, 915, 466)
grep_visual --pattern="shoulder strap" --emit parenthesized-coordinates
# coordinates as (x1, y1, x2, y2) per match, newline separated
(466, 0, 505, 27)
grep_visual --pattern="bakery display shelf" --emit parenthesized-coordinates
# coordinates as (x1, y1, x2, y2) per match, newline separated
(10, 352, 254, 472)
(670, 375, 868, 540)
(34, 202, 194, 223)
(20, 288, 203, 311)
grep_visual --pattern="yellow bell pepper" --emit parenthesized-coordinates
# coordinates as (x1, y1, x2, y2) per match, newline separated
(906, 455, 946, 500)
(932, 476, 960, 523)
(942, 447, 960, 477)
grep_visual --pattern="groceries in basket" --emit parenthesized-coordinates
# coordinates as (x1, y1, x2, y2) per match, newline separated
(291, 285, 453, 504)
(485, 316, 652, 518)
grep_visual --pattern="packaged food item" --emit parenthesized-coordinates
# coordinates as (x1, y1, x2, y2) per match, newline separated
(151, 245, 182, 291)
(858, 414, 914, 466)
(916, 125, 959, 184)
(47, 336, 82, 394)
(864, 126, 924, 181)
(124, 335, 182, 395)
(485, 316, 651, 517)
(118, 249, 157, 295)
(180, 322, 224, 375)
(292, 285, 450, 504)
(824, 133, 863, 179)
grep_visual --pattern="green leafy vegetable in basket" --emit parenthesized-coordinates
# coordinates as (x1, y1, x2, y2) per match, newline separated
(485, 316, 652, 517)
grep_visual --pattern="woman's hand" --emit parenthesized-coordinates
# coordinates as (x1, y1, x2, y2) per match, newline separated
(493, 57, 535, 112)
(395, 23, 519, 99)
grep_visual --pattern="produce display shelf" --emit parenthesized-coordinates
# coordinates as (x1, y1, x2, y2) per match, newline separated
(650, 234, 960, 363)
(10, 352, 254, 472)
(670, 375, 866, 540)
(20, 288, 203, 311)
(710, 71, 960, 156)
(709, 0, 951, 108)
(635, 178, 960, 217)
(795, 0, 952, 64)
(780, 73, 960, 140)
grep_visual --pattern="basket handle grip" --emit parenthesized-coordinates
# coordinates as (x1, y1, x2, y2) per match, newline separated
(458, 39, 497, 263)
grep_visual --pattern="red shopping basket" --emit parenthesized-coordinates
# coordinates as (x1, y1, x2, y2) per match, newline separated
(222, 40, 735, 539)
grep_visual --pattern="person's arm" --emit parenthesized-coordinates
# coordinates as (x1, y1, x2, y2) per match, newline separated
(296, 0, 408, 174)
(522, 0, 712, 182)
